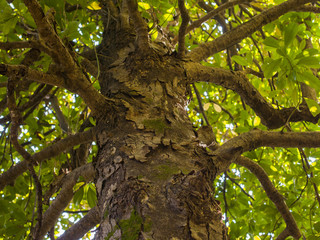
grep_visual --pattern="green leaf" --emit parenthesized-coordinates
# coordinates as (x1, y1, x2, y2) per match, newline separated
(262, 58, 281, 78)
(296, 56, 320, 68)
(231, 55, 249, 66)
(25, 115, 38, 133)
(87, 185, 97, 208)
(263, 37, 280, 48)
(298, 39, 306, 50)
(0, 200, 10, 214)
(296, 71, 320, 91)
(276, 47, 287, 57)
(263, 23, 276, 34)
(307, 235, 320, 240)
(277, 72, 287, 90)
(305, 48, 319, 56)
(73, 187, 84, 206)
(314, 222, 320, 232)
(284, 22, 299, 47)
(62, 21, 81, 39)
(304, 98, 320, 117)
(89, 117, 96, 126)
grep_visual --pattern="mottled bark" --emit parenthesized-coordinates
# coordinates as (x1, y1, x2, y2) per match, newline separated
(92, 44, 227, 239)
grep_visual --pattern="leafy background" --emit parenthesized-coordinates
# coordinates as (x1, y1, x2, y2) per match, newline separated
(0, 0, 319, 239)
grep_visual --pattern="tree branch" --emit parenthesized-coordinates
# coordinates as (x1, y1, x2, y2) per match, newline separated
(37, 164, 95, 240)
(296, 5, 320, 12)
(7, 78, 43, 239)
(177, 0, 190, 58)
(184, 62, 319, 129)
(0, 127, 97, 190)
(56, 206, 100, 240)
(0, 63, 66, 88)
(188, 0, 314, 62)
(20, 0, 110, 116)
(79, 57, 98, 78)
(235, 156, 301, 239)
(0, 63, 110, 116)
(212, 129, 320, 175)
(0, 40, 55, 57)
(126, 0, 149, 50)
(22, 0, 75, 70)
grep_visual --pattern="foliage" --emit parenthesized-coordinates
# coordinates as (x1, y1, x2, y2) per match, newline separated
(0, 0, 319, 239)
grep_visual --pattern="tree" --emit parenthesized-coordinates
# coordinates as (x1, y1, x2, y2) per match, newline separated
(0, 0, 320, 239)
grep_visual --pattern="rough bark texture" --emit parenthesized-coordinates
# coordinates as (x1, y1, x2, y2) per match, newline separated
(91, 27, 227, 239)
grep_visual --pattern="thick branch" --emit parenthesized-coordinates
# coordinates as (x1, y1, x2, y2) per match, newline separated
(126, 0, 149, 50)
(185, 61, 319, 129)
(213, 129, 320, 175)
(21, 0, 110, 116)
(296, 5, 320, 12)
(0, 40, 55, 57)
(22, 0, 75, 70)
(0, 40, 36, 50)
(188, 0, 314, 61)
(80, 57, 98, 78)
(0, 63, 110, 116)
(235, 156, 301, 239)
(0, 63, 66, 88)
(56, 206, 100, 240)
(177, 0, 190, 58)
(0, 127, 97, 190)
(37, 164, 95, 240)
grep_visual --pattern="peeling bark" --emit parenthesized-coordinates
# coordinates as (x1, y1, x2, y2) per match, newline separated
(93, 45, 227, 239)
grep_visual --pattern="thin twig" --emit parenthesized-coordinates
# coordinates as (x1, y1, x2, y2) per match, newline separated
(177, 0, 190, 58)
(226, 172, 255, 201)
(299, 149, 320, 207)
(174, 0, 247, 45)
(192, 83, 210, 126)
(223, 172, 228, 225)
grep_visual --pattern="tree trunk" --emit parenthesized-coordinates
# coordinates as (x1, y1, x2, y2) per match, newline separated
(92, 42, 227, 239)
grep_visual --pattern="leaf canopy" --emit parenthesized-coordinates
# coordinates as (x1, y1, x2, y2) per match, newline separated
(0, 0, 320, 239)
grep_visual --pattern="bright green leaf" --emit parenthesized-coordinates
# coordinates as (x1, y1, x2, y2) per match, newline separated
(305, 98, 320, 117)
(89, 117, 96, 126)
(297, 71, 320, 91)
(296, 56, 320, 68)
(87, 1, 101, 10)
(232, 55, 249, 66)
(262, 58, 281, 78)
(284, 22, 299, 47)
(263, 37, 280, 48)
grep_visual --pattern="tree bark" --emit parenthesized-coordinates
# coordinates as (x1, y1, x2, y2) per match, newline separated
(92, 43, 227, 239)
